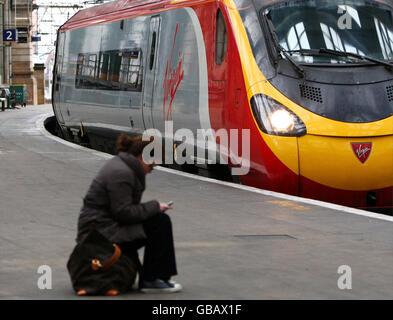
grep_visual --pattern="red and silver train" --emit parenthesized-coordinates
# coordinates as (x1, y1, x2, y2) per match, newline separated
(52, 0, 393, 212)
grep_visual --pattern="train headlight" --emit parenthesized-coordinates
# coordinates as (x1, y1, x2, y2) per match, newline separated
(251, 94, 307, 137)
(269, 109, 295, 132)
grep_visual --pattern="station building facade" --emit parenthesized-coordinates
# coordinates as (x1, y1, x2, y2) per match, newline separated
(1, 0, 45, 105)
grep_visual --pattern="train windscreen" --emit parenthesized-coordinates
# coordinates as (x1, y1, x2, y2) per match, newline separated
(266, 0, 393, 64)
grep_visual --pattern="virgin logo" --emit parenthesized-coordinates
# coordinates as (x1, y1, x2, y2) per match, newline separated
(351, 143, 372, 164)
(163, 24, 184, 121)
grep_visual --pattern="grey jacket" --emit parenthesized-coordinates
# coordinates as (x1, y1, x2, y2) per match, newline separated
(77, 152, 160, 243)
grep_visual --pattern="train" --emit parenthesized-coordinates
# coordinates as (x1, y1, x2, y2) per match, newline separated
(52, 0, 393, 212)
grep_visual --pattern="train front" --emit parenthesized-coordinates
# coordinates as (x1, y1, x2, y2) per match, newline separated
(233, 0, 393, 211)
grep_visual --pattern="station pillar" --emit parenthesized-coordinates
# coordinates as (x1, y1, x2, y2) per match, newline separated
(33, 63, 45, 105)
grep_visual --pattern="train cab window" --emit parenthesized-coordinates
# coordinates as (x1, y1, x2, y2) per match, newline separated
(215, 9, 227, 65)
(266, 1, 393, 64)
(149, 32, 157, 70)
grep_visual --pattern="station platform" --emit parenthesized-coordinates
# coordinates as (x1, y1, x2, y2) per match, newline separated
(1, 104, 393, 300)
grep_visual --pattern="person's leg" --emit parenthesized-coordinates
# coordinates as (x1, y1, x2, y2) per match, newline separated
(139, 213, 181, 293)
(141, 212, 178, 281)
(118, 239, 145, 268)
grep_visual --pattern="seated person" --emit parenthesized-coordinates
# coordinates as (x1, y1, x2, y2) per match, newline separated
(77, 134, 182, 293)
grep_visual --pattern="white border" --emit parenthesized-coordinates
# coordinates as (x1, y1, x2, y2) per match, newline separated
(36, 113, 393, 223)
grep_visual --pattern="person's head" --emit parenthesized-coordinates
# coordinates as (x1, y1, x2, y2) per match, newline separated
(116, 134, 155, 174)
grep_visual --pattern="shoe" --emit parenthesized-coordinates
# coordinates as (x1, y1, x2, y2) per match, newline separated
(140, 279, 182, 293)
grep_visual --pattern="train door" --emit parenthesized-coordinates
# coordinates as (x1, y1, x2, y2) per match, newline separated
(142, 16, 161, 130)
(53, 31, 66, 124)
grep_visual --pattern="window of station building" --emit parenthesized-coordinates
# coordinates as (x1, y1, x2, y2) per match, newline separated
(75, 48, 143, 91)
(215, 9, 228, 65)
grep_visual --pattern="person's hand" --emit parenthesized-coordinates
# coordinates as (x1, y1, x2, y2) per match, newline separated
(159, 202, 171, 212)
(159, 202, 173, 212)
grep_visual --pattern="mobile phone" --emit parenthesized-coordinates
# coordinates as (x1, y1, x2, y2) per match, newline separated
(167, 201, 174, 206)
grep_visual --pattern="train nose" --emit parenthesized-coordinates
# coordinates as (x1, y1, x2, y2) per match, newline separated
(297, 135, 393, 208)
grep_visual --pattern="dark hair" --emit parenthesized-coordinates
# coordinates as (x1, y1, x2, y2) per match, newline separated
(116, 134, 152, 157)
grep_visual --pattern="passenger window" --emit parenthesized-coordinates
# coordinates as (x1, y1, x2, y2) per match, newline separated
(82, 54, 97, 78)
(56, 33, 65, 75)
(98, 53, 110, 81)
(215, 9, 227, 65)
(120, 49, 143, 91)
(109, 52, 122, 88)
(75, 48, 143, 92)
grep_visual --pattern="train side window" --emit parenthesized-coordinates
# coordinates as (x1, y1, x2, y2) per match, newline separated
(56, 57, 62, 75)
(128, 50, 143, 90)
(75, 54, 85, 88)
(99, 53, 110, 81)
(83, 54, 97, 78)
(109, 51, 122, 89)
(75, 53, 96, 89)
(149, 31, 157, 70)
(215, 9, 227, 65)
(75, 48, 143, 91)
(120, 49, 143, 91)
(56, 33, 65, 75)
(76, 54, 83, 74)
(86, 54, 97, 88)
(119, 51, 131, 88)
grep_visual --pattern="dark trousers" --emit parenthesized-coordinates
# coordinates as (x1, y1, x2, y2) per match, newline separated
(119, 213, 178, 283)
